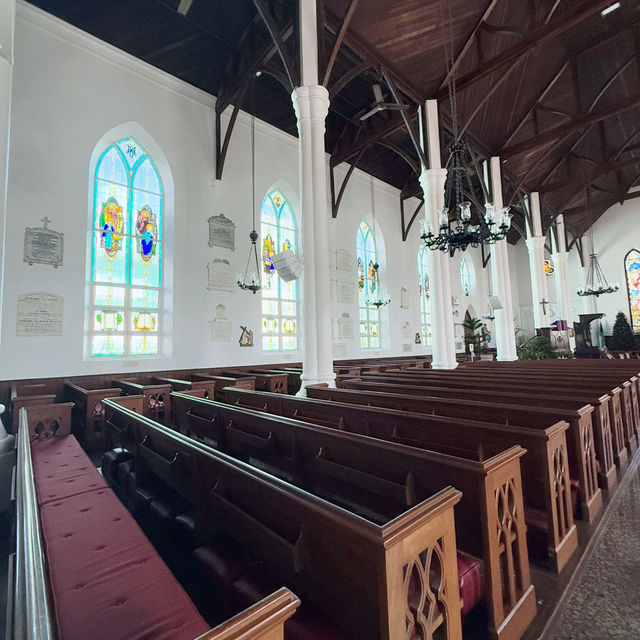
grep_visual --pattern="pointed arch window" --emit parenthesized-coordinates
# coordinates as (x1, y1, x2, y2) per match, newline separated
(357, 221, 380, 349)
(88, 137, 163, 357)
(625, 249, 640, 331)
(261, 189, 299, 351)
(417, 246, 432, 346)
(460, 256, 472, 297)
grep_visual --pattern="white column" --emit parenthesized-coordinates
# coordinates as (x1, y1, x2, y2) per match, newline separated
(293, 0, 335, 393)
(489, 157, 517, 360)
(419, 100, 457, 369)
(0, 0, 16, 345)
(525, 192, 552, 328)
(551, 214, 576, 349)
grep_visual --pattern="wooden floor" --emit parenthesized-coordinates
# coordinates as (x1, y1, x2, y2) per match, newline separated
(523, 446, 640, 640)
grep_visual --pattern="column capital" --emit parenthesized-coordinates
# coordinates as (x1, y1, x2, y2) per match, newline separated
(552, 250, 569, 266)
(418, 168, 447, 193)
(291, 86, 311, 125)
(525, 235, 546, 252)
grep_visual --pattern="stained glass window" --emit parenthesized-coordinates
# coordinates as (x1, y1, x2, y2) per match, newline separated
(460, 257, 471, 297)
(418, 246, 432, 346)
(357, 221, 380, 349)
(625, 249, 640, 331)
(261, 189, 298, 351)
(88, 137, 163, 357)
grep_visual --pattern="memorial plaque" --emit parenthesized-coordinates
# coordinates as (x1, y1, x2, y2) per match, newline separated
(401, 321, 412, 341)
(208, 214, 236, 250)
(332, 343, 347, 358)
(209, 304, 233, 342)
(24, 217, 64, 268)
(336, 249, 352, 272)
(336, 281, 355, 304)
(16, 292, 64, 336)
(338, 313, 354, 339)
(400, 287, 410, 309)
(207, 258, 235, 292)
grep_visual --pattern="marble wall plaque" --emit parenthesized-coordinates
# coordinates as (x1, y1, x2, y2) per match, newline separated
(338, 313, 354, 339)
(16, 292, 63, 336)
(208, 214, 236, 250)
(24, 217, 64, 268)
(336, 281, 355, 304)
(209, 304, 232, 342)
(207, 258, 235, 292)
(402, 343, 413, 352)
(332, 343, 347, 358)
(401, 321, 412, 341)
(336, 249, 352, 272)
(400, 287, 410, 309)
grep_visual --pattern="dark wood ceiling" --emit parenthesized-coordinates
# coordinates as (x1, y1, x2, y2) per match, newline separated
(28, 0, 640, 247)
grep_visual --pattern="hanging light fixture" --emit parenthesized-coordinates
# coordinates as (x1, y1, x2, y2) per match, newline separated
(421, 6, 512, 256)
(237, 73, 262, 294)
(577, 187, 619, 297)
(366, 178, 390, 308)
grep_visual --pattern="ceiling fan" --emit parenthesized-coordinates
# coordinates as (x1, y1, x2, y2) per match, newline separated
(359, 83, 409, 121)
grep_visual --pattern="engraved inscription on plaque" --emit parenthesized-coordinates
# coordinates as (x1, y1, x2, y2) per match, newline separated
(209, 304, 232, 342)
(338, 313, 354, 339)
(16, 292, 64, 336)
(208, 214, 236, 251)
(336, 282, 355, 304)
(24, 217, 64, 268)
(336, 249, 352, 272)
(207, 258, 235, 292)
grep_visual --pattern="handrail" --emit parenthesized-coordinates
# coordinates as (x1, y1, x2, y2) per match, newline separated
(14, 407, 56, 640)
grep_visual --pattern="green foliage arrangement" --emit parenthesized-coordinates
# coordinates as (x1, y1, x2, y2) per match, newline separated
(517, 335, 560, 360)
(610, 311, 636, 351)
(463, 315, 484, 353)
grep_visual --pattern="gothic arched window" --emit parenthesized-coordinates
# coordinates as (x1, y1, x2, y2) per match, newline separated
(625, 249, 640, 331)
(88, 137, 163, 357)
(417, 246, 432, 346)
(261, 189, 298, 351)
(357, 221, 380, 349)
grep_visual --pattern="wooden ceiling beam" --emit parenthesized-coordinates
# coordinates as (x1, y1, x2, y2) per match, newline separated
(501, 93, 640, 159)
(436, 0, 501, 93)
(438, 0, 619, 98)
(330, 110, 417, 167)
(538, 155, 640, 193)
(322, 0, 358, 87)
(324, 9, 423, 104)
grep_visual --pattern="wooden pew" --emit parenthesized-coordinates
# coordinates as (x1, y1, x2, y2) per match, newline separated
(112, 378, 172, 423)
(221, 370, 288, 394)
(63, 381, 122, 451)
(152, 376, 216, 400)
(10, 383, 56, 433)
(12, 402, 300, 640)
(360, 369, 629, 470)
(191, 373, 256, 400)
(104, 397, 465, 640)
(169, 392, 536, 640)
(223, 386, 583, 569)
(349, 374, 618, 490)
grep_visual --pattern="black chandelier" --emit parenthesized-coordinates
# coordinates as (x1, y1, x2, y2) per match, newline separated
(576, 185, 618, 298)
(420, 140, 512, 256)
(577, 253, 619, 297)
(237, 74, 262, 294)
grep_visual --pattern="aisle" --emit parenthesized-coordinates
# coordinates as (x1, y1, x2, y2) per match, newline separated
(545, 452, 640, 639)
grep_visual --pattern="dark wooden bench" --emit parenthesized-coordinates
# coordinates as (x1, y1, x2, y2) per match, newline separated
(223, 386, 582, 569)
(10, 383, 56, 433)
(348, 374, 618, 490)
(169, 392, 537, 639)
(103, 397, 465, 640)
(112, 378, 172, 423)
(63, 381, 122, 451)
(11, 402, 300, 640)
(152, 376, 216, 400)
(191, 373, 257, 400)
(221, 370, 288, 394)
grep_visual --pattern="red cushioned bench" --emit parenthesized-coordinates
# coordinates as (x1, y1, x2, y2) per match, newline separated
(10, 402, 299, 640)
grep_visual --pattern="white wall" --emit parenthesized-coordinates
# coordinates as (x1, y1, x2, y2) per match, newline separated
(566, 197, 640, 335)
(0, 2, 492, 380)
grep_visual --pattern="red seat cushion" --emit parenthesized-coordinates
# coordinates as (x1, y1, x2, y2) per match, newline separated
(456, 552, 484, 617)
(40, 488, 209, 640)
(31, 436, 107, 505)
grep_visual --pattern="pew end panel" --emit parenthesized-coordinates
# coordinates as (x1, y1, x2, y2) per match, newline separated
(10, 393, 57, 433)
(113, 379, 172, 423)
(23, 403, 74, 440)
(195, 588, 300, 640)
(63, 382, 122, 451)
(380, 488, 463, 640)
(572, 407, 602, 522)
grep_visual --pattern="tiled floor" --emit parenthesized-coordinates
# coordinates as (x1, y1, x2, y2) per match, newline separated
(542, 452, 640, 639)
